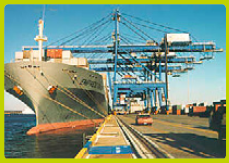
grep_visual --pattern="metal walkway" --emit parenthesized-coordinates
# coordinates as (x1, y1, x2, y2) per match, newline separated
(75, 115, 134, 158)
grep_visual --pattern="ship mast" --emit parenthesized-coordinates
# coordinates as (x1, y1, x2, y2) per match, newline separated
(34, 19, 47, 61)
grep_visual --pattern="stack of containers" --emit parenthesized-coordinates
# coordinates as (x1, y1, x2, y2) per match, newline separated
(186, 104, 193, 111)
(181, 104, 186, 115)
(16, 50, 42, 62)
(23, 50, 31, 62)
(77, 58, 89, 69)
(213, 102, 221, 112)
(218, 100, 226, 120)
(198, 102, 207, 106)
(183, 104, 191, 115)
(68, 58, 89, 69)
(205, 106, 214, 117)
(159, 105, 172, 114)
(70, 58, 78, 65)
(166, 33, 191, 46)
(130, 103, 144, 113)
(15, 52, 23, 62)
(210, 99, 226, 130)
(213, 100, 226, 112)
(172, 105, 182, 115)
(220, 100, 226, 113)
(62, 51, 73, 64)
(46, 49, 63, 63)
(189, 106, 207, 116)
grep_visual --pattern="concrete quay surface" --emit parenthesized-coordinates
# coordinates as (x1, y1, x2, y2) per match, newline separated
(117, 114, 226, 158)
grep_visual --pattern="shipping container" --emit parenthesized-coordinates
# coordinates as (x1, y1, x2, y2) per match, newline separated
(189, 106, 207, 116)
(130, 103, 144, 114)
(69, 58, 78, 65)
(172, 109, 181, 115)
(209, 101, 226, 137)
(180, 104, 187, 115)
(47, 49, 63, 58)
(66, 57, 89, 69)
(160, 105, 172, 114)
(62, 51, 73, 59)
(213, 100, 226, 112)
(23, 50, 31, 59)
(68, 58, 89, 66)
(77, 58, 89, 66)
(184, 107, 189, 114)
(62, 59, 71, 65)
(166, 33, 191, 46)
(180, 107, 189, 115)
(15, 52, 23, 60)
(172, 105, 182, 114)
(192, 106, 207, 113)
(220, 99, 226, 105)
(199, 106, 214, 117)
(129, 98, 144, 114)
(176, 110, 181, 115)
(47, 58, 62, 63)
(33, 57, 44, 61)
(198, 102, 207, 106)
(186, 104, 193, 108)
(213, 102, 225, 112)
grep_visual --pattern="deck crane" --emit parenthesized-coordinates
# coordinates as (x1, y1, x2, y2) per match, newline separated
(23, 9, 223, 114)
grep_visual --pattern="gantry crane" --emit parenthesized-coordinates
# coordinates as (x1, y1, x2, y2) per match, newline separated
(23, 9, 223, 114)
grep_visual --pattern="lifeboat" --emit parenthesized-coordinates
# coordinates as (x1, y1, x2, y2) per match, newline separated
(13, 86, 23, 96)
(47, 86, 58, 94)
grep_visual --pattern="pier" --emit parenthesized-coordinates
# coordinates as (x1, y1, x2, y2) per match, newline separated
(75, 115, 134, 158)
(75, 114, 225, 159)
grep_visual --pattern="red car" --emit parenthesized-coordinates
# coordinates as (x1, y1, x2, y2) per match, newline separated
(135, 114, 153, 125)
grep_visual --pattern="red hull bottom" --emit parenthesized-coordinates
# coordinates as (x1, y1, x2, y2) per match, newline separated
(27, 119, 104, 135)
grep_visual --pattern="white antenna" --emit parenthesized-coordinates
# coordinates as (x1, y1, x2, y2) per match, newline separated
(42, 5, 46, 23)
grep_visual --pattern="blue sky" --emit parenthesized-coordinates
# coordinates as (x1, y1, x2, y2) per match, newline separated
(4, 5, 226, 110)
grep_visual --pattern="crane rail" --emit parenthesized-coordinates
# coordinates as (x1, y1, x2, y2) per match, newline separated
(116, 116, 173, 158)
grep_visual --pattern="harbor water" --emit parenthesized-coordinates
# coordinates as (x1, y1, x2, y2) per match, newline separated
(4, 114, 95, 158)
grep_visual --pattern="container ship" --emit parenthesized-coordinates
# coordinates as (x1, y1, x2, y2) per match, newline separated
(4, 19, 108, 135)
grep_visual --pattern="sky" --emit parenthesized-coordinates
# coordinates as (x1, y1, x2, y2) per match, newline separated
(4, 5, 226, 111)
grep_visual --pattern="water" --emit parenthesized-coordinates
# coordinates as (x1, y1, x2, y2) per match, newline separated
(4, 114, 95, 158)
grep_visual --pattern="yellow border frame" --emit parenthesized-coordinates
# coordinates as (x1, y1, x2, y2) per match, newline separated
(2, 2, 227, 162)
